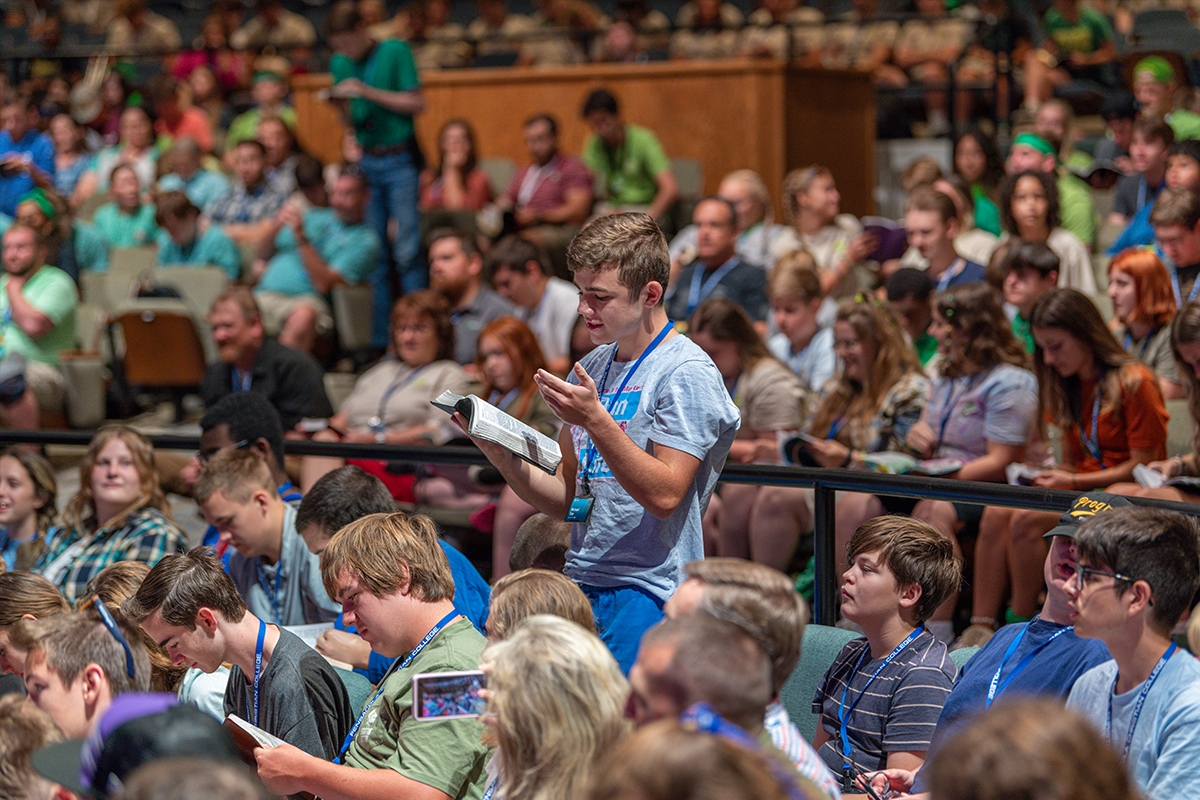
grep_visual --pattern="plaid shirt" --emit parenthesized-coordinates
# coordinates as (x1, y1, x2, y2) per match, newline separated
(204, 180, 288, 226)
(34, 507, 187, 605)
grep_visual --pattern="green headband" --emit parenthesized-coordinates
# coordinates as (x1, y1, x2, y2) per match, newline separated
(1135, 55, 1175, 84)
(1013, 133, 1056, 158)
(19, 189, 55, 220)
(253, 70, 285, 84)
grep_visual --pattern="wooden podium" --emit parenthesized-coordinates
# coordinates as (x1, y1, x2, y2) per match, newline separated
(292, 58, 876, 218)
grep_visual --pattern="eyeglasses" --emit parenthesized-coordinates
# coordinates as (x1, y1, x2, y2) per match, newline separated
(1074, 563, 1137, 588)
(92, 597, 136, 680)
(197, 439, 249, 464)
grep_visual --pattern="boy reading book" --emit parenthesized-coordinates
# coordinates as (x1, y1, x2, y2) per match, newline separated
(122, 547, 355, 775)
(812, 516, 961, 791)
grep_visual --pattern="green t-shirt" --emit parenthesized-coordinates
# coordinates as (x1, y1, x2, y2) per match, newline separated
(330, 39, 420, 151)
(345, 618, 489, 800)
(225, 106, 299, 153)
(582, 123, 671, 205)
(970, 185, 1001, 236)
(914, 330, 938, 366)
(1012, 311, 1033, 354)
(1168, 109, 1200, 143)
(1057, 171, 1097, 248)
(1043, 7, 1111, 54)
(0, 265, 77, 365)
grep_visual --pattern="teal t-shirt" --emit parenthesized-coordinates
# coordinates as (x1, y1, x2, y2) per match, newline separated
(73, 222, 110, 274)
(156, 224, 243, 279)
(1012, 311, 1033, 353)
(92, 202, 159, 248)
(259, 207, 380, 295)
(1043, 7, 1112, 53)
(582, 123, 671, 205)
(330, 39, 420, 151)
(0, 265, 77, 364)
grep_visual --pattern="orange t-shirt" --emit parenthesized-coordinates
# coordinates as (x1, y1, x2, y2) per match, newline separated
(1062, 362, 1167, 472)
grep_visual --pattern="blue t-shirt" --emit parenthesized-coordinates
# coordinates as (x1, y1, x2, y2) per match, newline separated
(566, 332, 740, 602)
(0, 129, 55, 217)
(1067, 648, 1200, 800)
(768, 325, 838, 393)
(923, 363, 1038, 464)
(932, 257, 986, 292)
(156, 223, 243, 279)
(258, 207, 380, 296)
(912, 617, 1111, 791)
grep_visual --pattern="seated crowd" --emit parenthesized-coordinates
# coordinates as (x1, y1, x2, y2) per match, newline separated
(7, 3, 1200, 800)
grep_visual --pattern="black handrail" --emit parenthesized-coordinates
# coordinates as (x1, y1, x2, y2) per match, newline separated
(7, 428, 1195, 625)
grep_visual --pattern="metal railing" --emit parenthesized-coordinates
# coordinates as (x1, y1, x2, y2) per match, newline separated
(7, 428, 1196, 625)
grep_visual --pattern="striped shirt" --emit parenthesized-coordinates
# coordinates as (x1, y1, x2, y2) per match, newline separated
(812, 631, 956, 774)
(765, 699, 842, 798)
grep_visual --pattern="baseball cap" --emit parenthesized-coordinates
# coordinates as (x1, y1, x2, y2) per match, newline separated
(32, 693, 239, 799)
(1043, 492, 1133, 540)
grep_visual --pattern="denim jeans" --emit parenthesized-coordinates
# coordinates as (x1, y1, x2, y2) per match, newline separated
(360, 149, 422, 350)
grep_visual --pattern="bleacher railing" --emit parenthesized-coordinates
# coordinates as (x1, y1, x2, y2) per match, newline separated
(9, 429, 1198, 625)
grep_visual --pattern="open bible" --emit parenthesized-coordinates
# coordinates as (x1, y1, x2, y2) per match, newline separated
(432, 391, 562, 475)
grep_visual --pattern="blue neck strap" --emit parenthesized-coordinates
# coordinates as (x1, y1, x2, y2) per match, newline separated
(838, 627, 924, 771)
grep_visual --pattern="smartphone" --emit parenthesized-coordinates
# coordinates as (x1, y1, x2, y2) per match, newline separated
(411, 670, 487, 720)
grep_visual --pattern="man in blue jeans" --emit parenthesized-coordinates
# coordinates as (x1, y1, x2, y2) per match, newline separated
(327, 1, 424, 351)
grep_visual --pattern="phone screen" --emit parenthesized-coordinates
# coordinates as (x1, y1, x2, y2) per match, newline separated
(411, 670, 487, 720)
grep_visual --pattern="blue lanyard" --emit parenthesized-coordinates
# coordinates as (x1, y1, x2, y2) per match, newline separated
(256, 561, 283, 625)
(374, 363, 428, 430)
(481, 778, 498, 800)
(277, 481, 302, 505)
(250, 619, 265, 726)
(1078, 382, 1106, 469)
(1123, 329, 1157, 361)
(333, 610, 459, 764)
(686, 258, 738, 318)
(985, 621, 1071, 708)
(935, 257, 966, 294)
(827, 416, 848, 441)
(1169, 267, 1200, 308)
(934, 376, 974, 453)
(837, 627, 924, 771)
(578, 320, 673, 495)
(1108, 642, 1176, 760)
(681, 703, 811, 800)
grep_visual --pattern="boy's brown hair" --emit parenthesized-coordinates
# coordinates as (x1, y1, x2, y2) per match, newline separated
(122, 547, 248, 629)
(320, 512, 455, 602)
(194, 448, 276, 505)
(566, 212, 669, 304)
(847, 517, 961, 624)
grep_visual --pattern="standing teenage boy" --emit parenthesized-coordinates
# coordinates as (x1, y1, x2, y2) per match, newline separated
(459, 211, 740, 672)
(812, 517, 960, 789)
(1065, 505, 1200, 800)
(123, 547, 354, 766)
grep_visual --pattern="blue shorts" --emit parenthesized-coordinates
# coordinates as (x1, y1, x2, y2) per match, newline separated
(580, 583, 665, 675)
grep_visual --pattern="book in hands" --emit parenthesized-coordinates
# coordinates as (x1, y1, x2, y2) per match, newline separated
(1133, 463, 1200, 491)
(432, 391, 561, 475)
(857, 452, 964, 476)
(224, 714, 286, 760)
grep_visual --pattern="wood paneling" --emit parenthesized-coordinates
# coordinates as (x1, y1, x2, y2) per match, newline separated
(293, 58, 875, 218)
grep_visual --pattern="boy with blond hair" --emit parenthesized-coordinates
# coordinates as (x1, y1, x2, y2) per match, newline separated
(252, 511, 489, 800)
(194, 448, 337, 626)
(766, 250, 837, 393)
(812, 517, 960, 791)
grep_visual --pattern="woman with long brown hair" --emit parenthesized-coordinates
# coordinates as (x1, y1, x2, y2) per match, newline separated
(749, 297, 928, 574)
(688, 297, 806, 562)
(34, 426, 186, 605)
(961, 288, 1167, 648)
